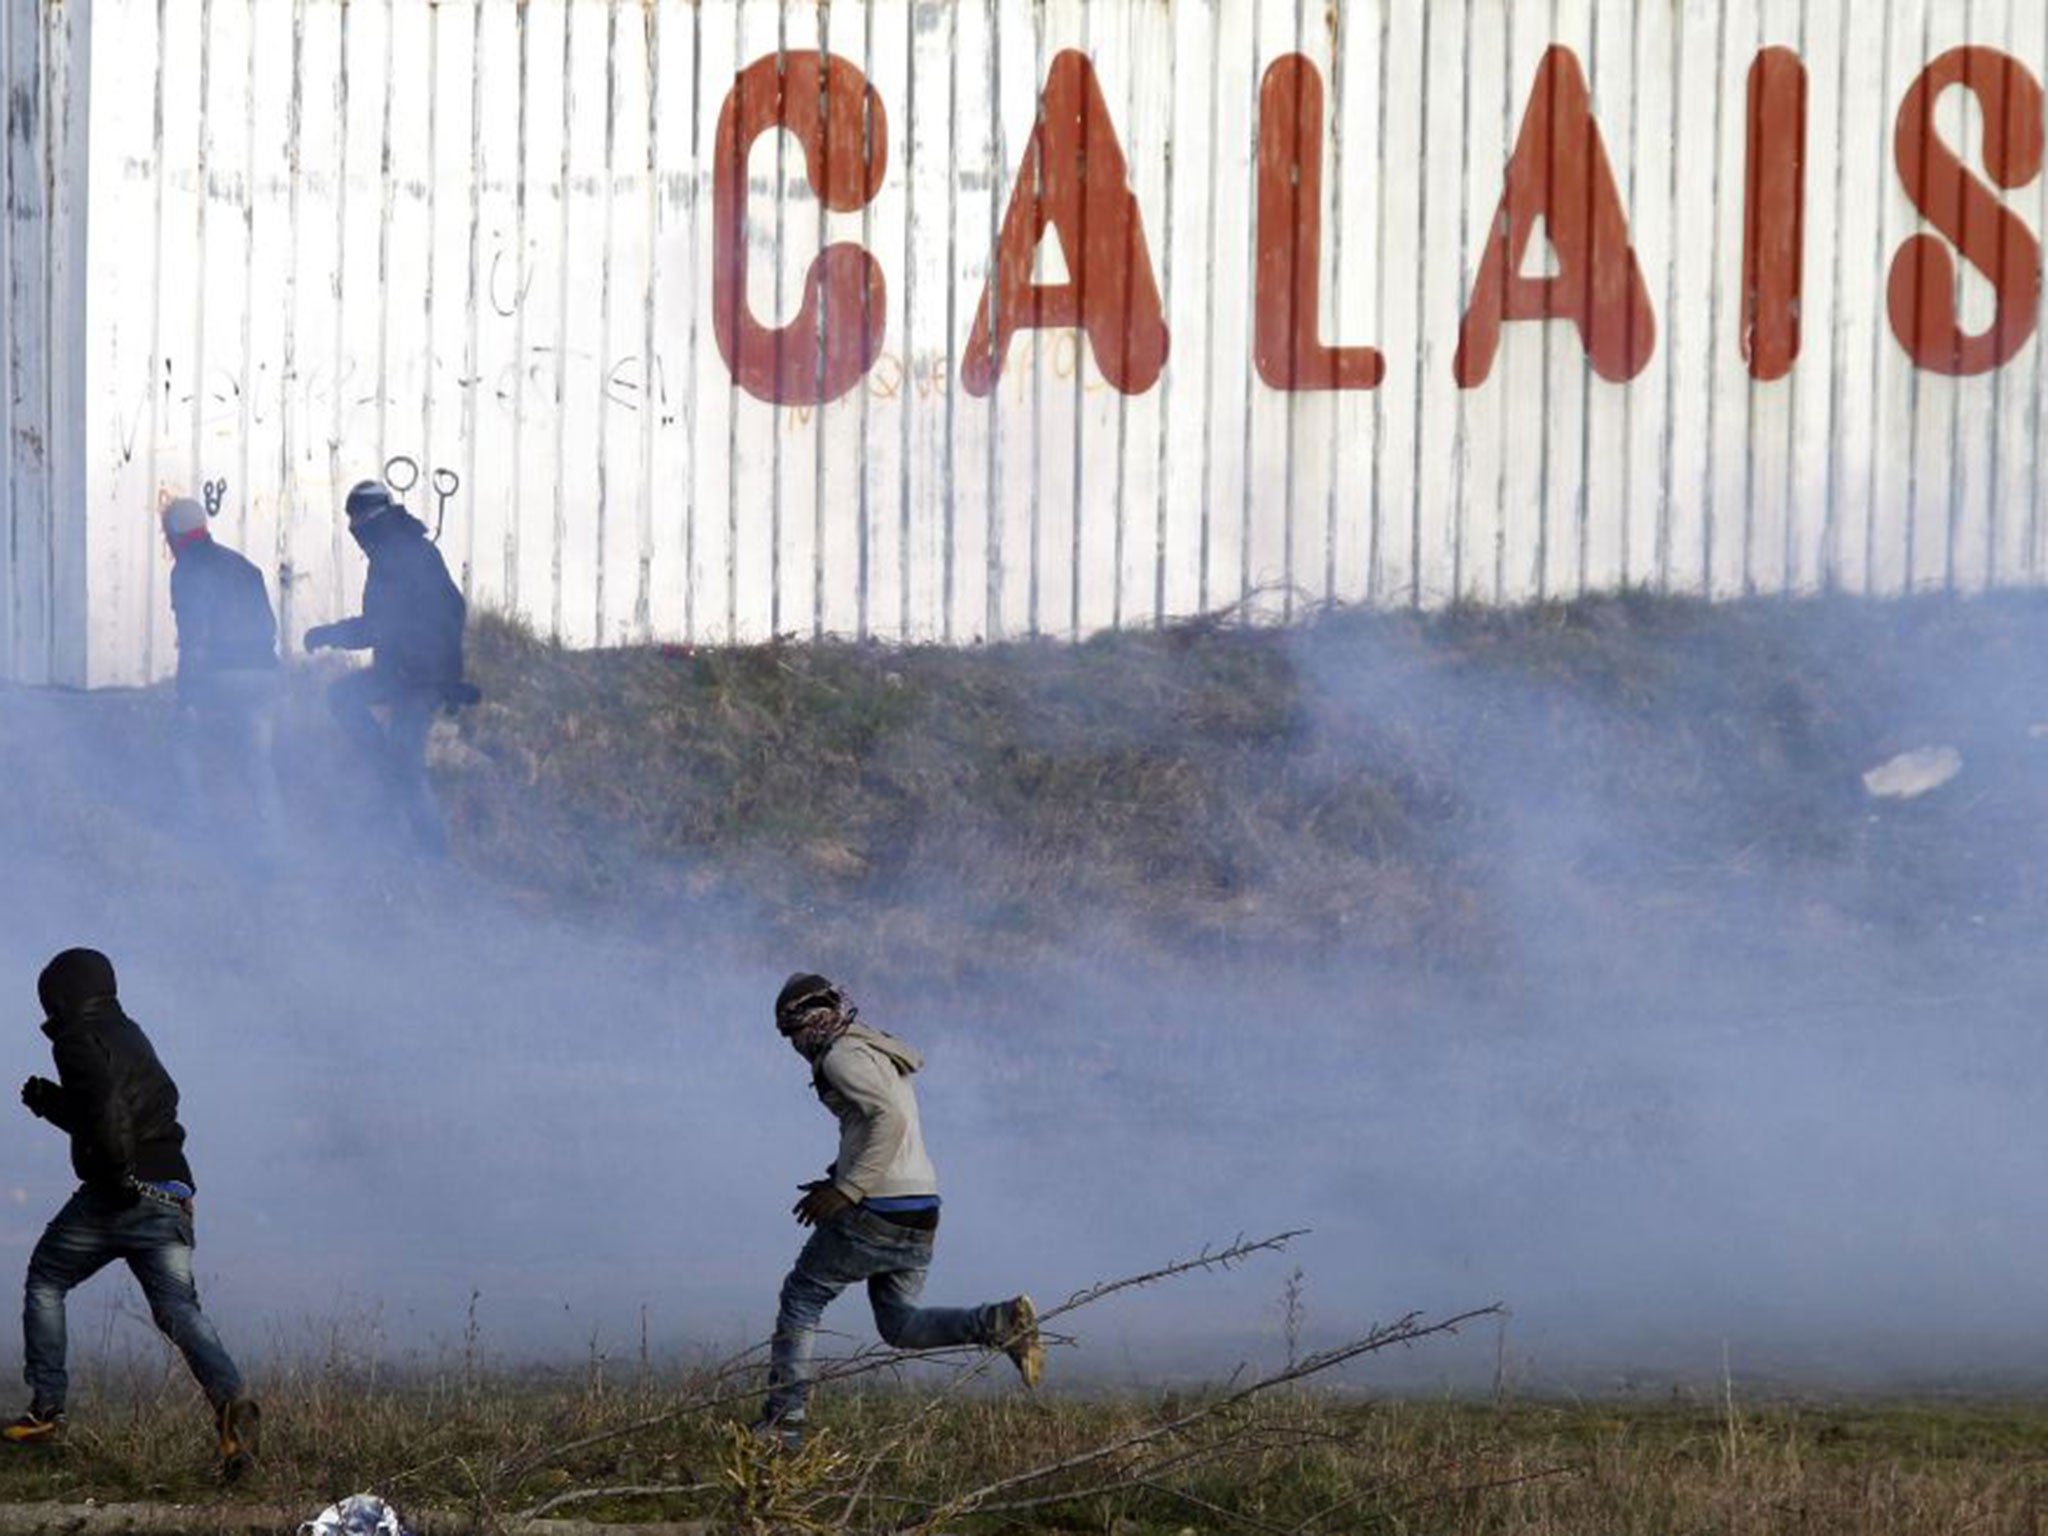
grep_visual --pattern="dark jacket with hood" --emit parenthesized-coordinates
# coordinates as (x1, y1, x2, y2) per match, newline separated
(169, 537, 278, 694)
(33, 951, 194, 1196)
(325, 508, 467, 690)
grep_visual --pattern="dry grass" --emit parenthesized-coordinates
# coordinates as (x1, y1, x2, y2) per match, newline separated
(4, 1237, 2039, 1535)
(3, 1358, 2044, 1535)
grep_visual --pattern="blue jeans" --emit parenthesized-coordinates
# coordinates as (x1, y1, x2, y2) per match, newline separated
(763, 1207, 998, 1424)
(22, 1188, 245, 1417)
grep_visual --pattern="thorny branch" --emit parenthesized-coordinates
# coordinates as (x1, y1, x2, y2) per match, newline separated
(495, 1340, 997, 1492)
(498, 1230, 1506, 1536)
(1037, 1229, 1312, 1327)
(1133, 1477, 1307, 1536)
(819, 1231, 1318, 1524)
(513, 1482, 717, 1522)
(894, 1304, 1504, 1532)
(920, 1440, 1267, 1521)
(497, 1230, 1311, 1498)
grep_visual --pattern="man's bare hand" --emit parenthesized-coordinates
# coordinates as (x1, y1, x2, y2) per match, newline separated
(793, 1184, 854, 1227)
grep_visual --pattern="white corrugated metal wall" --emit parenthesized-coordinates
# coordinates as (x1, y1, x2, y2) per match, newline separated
(49, 0, 2048, 684)
(2, 0, 89, 687)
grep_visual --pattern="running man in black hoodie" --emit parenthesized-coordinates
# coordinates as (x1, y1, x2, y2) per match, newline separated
(304, 480, 472, 855)
(5, 950, 259, 1479)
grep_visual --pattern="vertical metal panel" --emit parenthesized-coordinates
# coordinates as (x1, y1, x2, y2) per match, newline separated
(44, 0, 2048, 683)
(48, 0, 90, 684)
(2, 0, 89, 686)
(3, 0, 31, 684)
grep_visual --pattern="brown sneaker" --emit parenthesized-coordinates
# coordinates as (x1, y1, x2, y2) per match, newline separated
(996, 1295, 1044, 1388)
(216, 1398, 261, 1481)
(0, 1411, 64, 1447)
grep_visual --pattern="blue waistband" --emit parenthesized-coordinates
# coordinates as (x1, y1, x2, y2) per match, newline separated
(864, 1194, 941, 1212)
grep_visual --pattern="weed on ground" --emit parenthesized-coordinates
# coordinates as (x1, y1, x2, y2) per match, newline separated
(4, 1365, 2046, 1535)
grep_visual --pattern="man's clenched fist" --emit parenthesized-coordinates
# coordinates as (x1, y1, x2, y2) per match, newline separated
(20, 1076, 62, 1120)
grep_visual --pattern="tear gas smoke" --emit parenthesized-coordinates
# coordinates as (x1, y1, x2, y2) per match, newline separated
(1, 598, 2042, 1393)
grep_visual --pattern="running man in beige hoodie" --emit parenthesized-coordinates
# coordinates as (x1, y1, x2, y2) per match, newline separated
(755, 973, 1042, 1444)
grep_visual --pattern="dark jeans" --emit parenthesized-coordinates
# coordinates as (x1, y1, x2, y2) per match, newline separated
(763, 1206, 999, 1425)
(328, 668, 448, 855)
(23, 1187, 245, 1417)
(174, 669, 282, 847)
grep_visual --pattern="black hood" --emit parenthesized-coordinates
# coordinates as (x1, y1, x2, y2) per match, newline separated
(776, 972, 838, 1023)
(352, 505, 429, 552)
(38, 948, 117, 1023)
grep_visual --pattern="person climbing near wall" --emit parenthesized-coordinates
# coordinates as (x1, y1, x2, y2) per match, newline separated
(160, 493, 283, 849)
(302, 479, 476, 857)
(753, 973, 1043, 1448)
(4, 949, 261, 1481)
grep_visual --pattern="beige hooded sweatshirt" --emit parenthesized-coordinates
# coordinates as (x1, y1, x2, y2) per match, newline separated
(813, 1022, 939, 1203)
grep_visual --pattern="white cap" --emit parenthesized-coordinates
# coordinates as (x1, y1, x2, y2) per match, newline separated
(161, 497, 208, 539)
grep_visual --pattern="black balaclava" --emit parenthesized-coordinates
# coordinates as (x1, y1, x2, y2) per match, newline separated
(345, 480, 398, 552)
(775, 972, 856, 1061)
(38, 948, 118, 1023)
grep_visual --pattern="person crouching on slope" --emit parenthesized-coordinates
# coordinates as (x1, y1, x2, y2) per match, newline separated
(755, 973, 1042, 1446)
(4, 949, 260, 1480)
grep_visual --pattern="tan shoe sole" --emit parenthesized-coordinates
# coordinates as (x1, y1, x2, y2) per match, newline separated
(1003, 1294, 1045, 1389)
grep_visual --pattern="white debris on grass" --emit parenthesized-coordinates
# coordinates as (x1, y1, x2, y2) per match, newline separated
(301, 1495, 413, 1536)
(1861, 745, 1963, 800)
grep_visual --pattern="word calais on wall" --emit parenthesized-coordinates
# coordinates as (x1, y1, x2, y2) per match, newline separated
(44, 1, 2048, 691)
(717, 44, 2043, 404)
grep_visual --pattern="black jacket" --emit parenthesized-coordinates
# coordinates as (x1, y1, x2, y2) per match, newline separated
(326, 509, 467, 689)
(38, 1004, 195, 1194)
(169, 539, 278, 691)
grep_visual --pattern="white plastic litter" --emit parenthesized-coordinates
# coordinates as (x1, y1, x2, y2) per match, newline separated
(1861, 745, 1963, 800)
(301, 1494, 414, 1536)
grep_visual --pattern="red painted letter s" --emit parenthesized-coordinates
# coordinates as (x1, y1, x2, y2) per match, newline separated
(1887, 47, 2044, 376)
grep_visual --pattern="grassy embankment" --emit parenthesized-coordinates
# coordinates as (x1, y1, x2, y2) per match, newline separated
(436, 589, 2048, 978)
(39, 586, 2040, 981)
